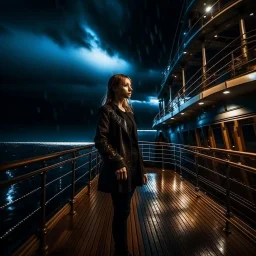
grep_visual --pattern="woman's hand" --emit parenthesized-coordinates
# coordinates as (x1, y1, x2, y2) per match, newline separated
(143, 174, 148, 185)
(115, 167, 127, 180)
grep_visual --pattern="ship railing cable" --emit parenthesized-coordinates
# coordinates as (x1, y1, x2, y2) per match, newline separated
(0, 144, 101, 255)
(138, 141, 256, 243)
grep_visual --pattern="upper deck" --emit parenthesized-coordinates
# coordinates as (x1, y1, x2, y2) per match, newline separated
(154, 0, 256, 128)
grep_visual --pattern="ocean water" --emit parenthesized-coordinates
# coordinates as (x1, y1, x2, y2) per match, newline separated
(0, 142, 96, 255)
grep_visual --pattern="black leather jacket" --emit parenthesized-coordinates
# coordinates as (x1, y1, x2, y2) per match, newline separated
(94, 103, 145, 193)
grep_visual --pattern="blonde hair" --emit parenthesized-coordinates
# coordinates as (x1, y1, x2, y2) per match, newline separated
(102, 74, 133, 112)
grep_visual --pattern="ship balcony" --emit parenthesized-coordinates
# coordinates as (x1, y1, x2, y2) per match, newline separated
(0, 142, 256, 255)
(160, 0, 255, 93)
(154, 29, 256, 128)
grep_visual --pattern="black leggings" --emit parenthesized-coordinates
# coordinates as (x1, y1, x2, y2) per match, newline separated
(111, 188, 135, 253)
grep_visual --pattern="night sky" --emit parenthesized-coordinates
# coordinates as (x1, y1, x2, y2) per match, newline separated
(0, 0, 182, 142)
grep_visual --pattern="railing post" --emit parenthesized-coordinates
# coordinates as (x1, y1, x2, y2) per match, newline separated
(161, 145, 165, 171)
(194, 150, 200, 196)
(70, 152, 76, 215)
(179, 146, 183, 180)
(224, 154, 232, 234)
(95, 151, 98, 174)
(149, 144, 151, 162)
(174, 145, 176, 172)
(231, 52, 236, 77)
(88, 149, 92, 195)
(40, 170, 48, 256)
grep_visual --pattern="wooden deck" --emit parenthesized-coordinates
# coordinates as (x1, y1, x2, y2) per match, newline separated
(48, 169, 256, 256)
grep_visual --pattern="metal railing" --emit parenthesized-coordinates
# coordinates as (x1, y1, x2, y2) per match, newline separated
(154, 29, 256, 124)
(0, 144, 101, 256)
(1, 141, 256, 254)
(162, 0, 241, 87)
(139, 141, 256, 241)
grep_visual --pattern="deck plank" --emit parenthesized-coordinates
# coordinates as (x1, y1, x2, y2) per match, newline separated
(48, 168, 256, 256)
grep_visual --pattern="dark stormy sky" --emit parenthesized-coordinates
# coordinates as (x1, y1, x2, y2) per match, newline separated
(0, 0, 182, 142)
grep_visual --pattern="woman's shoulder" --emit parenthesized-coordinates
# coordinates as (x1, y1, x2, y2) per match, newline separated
(98, 104, 114, 114)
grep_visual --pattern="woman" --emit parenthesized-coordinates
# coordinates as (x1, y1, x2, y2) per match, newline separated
(94, 74, 148, 256)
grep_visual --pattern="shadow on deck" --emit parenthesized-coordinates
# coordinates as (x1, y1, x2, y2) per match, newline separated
(47, 169, 256, 256)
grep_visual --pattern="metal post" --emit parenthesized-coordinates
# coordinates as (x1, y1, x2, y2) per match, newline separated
(70, 152, 76, 215)
(169, 85, 172, 102)
(224, 154, 232, 234)
(174, 145, 176, 172)
(202, 42, 207, 89)
(239, 18, 248, 62)
(40, 171, 48, 255)
(95, 151, 98, 174)
(194, 150, 200, 196)
(179, 146, 183, 179)
(149, 144, 151, 162)
(182, 67, 186, 100)
(231, 52, 235, 77)
(161, 145, 165, 171)
(162, 99, 165, 116)
(88, 149, 92, 195)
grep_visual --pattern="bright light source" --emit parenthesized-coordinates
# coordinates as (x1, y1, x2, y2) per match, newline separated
(171, 117, 175, 119)
(204, 3, 206, 5)
(204, 15, 207, 18)
(206, 6, 212, 12)
(181, 112, 185, 115)
(174, 75, 177, 78)
(214, 34, 218, 38)
(183, 51, 187, 54)
(183, 32, 186, 35)
(199, 102, 204, 105)
(223, 90, 230, 94)
(250, 13, 254, 16)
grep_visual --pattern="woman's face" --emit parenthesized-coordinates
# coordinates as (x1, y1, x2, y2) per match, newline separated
(114, 78, 133, 99)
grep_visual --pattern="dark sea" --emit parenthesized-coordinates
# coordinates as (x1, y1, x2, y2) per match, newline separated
(0, 142, 95, 256)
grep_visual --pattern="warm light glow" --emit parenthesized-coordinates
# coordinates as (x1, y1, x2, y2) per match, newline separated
(204, 15, 207, 18)
(223, 90, 230, 94)
(206, 6, 212, 12)
(250, 13, 254, 16)
(199, 102, 204, 105)
(181, 112, 185, 115)
(214, 34, 218, 38)
(171, 117, 175, 119)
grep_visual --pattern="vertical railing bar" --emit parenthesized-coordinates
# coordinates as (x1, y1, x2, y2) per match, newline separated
(224, 153, 232, 234)
(179, 146, 183, 179)
(162, 145, 165, 171)
(194, 149, 200, 197)
(70, 152, 76, 215)
(174, 144, 176, 172)
(88, 148, 92, 195)
(40, 164, 48, 256)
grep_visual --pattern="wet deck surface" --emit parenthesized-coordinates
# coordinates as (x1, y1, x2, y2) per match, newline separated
(48, 169, 256, 256)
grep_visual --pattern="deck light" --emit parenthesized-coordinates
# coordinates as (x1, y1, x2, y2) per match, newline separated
(250, 13, 254, 16)
(199, 102, 204, 105)
(214, 34, 218, 38)
(181, 112, 185, 115)
(223, 90, 230, 94)
(206, 6, 212, 12)
(183, 51, 187, 54)
(204, 15, 207, 18)
(171, 117, 175, 119)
